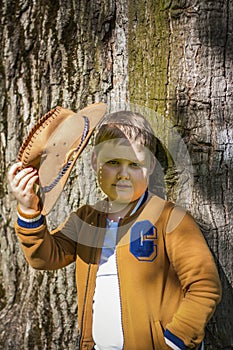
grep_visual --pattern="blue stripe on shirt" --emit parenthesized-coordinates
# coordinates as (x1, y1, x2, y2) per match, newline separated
(164, 329, 204, 350)
(164, 329, 186, 350)
(17, 215, 44, 228)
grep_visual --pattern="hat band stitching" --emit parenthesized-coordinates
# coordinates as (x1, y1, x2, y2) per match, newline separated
(18, 106, 61, 165)
(41, 115, 90, 193)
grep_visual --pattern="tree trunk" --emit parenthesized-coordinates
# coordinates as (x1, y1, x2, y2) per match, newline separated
(0, 0, 232, 349)
(0, 1, 128, 349)
(128, 1, 233, 349)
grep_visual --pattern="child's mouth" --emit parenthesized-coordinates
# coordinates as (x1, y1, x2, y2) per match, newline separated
(114, 182, 132, 189)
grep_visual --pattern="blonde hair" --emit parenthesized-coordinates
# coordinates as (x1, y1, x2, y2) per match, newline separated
(94, 111, 157, 154)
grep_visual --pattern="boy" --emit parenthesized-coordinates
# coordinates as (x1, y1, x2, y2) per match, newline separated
(8, 110, 221, 350)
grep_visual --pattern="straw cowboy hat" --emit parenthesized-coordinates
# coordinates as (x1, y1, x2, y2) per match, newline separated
(18, 102, 106, 215)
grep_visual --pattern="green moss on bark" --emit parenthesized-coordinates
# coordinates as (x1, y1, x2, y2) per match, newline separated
(128, 0, 171, 114)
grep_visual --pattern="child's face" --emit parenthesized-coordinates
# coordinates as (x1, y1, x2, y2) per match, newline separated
(92, 140, 155, 204)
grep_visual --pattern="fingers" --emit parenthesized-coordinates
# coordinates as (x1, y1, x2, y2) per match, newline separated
(8, 162, 40, 211)
(14, 168, 36, 187)
(8, 162, 22, 182)
(8, 162, 38, 191)
(16, 169, 38, 191)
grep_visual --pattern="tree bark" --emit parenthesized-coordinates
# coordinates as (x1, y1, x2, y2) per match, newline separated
(128, 1, 233, 349)
(0, 0, 232, 349)
(0, 0, 128, 349)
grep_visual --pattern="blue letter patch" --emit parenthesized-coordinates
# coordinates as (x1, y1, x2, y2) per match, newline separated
(130, 220, 157, 262)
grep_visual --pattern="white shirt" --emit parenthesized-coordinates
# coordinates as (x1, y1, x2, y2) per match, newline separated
(92, 220, 123, 350)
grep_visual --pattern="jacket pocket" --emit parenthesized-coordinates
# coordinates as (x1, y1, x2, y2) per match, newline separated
(151, 320, 171, 350)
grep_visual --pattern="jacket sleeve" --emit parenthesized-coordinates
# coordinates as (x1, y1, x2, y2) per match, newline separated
(164, 207, 222, 349)
(15, 208, 79, 270)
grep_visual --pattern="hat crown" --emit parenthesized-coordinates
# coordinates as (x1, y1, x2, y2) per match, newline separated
(18, 103, 107, 214)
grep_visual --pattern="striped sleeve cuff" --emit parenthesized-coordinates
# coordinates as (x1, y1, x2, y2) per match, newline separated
(164, 329, 204, 350)
(17, 205, 44, 229)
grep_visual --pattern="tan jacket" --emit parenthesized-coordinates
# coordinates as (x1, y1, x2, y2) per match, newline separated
(15, 195, 222, 350)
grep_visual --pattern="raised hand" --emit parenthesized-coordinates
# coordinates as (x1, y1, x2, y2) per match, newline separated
(8, 162, 40, 214)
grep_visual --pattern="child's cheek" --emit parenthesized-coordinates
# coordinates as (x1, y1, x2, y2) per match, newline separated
(141, 167, 149, 180)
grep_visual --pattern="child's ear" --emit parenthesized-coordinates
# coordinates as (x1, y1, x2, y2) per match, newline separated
(91, 151, 98, 172)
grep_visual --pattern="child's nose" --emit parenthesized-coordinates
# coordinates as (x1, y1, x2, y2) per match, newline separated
(117, 165, 129, 180)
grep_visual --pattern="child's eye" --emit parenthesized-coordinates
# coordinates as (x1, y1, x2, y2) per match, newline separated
(130, 162, 141, 168)
(106, 160, 119, 165)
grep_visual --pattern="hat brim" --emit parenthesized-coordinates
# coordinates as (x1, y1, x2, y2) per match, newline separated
(18, 102, 106, 215)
